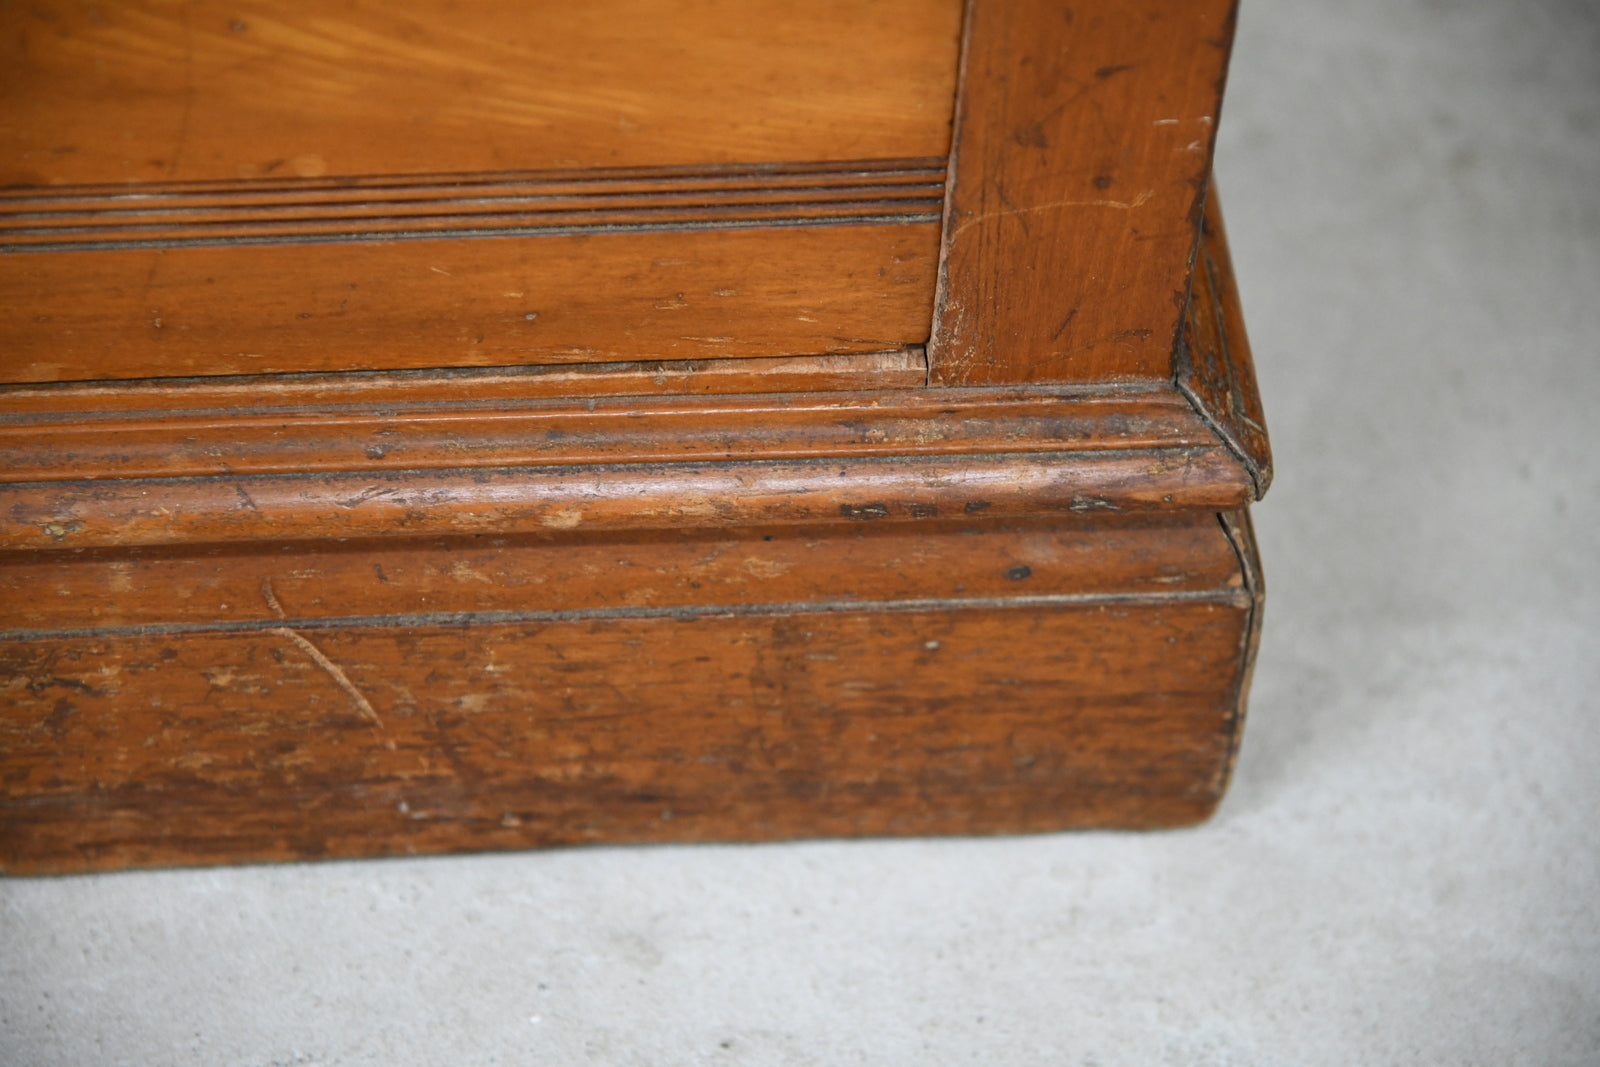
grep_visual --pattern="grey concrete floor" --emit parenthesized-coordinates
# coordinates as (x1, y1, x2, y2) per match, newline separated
(4, 1, 1598, 1063)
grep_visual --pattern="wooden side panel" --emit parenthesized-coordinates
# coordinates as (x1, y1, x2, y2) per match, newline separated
(1, 0, 963, 183)
(929, 0, 1237, 385)
(0, 514, 1253, 874)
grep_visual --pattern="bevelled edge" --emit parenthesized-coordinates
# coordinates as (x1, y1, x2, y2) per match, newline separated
(1174, 188, 1273, 500)
(0, 445, 1255, 551)
(2, 380, 1211, 484)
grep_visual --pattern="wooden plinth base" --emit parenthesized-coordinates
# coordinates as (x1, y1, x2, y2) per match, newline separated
(0, 510, 1259, 874)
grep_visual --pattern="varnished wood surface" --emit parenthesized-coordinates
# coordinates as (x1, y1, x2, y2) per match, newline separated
(2, 0, 963, 184)
(0, 513, 1255, 874)
(0, 0, 1271, 873)
(2, 219, 942, 382)
(929, 0, 1237, 385)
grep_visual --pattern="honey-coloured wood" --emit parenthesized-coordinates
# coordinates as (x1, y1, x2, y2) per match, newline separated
(1, 216, 942, 382)
(2, 0, 962, 380)
(0, 512, 1260, 875)
(2, 0, 964, 184)
(929, 0, 1237, 385)
(0, 0, 1272, 874)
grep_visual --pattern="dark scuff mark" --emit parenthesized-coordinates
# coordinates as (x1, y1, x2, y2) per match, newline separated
(1013, 121, 1049, 149)
(1051, 307, 1080, 341)
(44, 697, 76, 738)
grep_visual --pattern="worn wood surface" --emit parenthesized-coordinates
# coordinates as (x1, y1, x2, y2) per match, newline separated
(0, 447, 1255, 553)
(929, 0, 1237, 385)
(0, 0, 1271, 873)
(0, 512, 1257, 874)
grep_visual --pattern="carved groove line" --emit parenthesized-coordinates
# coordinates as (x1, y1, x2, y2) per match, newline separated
(0, 589, 1250, 645)
(0, 158, 946, 253)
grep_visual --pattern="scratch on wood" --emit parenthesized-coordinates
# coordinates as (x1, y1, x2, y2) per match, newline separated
(262, 578, 385, 732)
(950, 190, 1154, 243)
(335, 486, 397, 509)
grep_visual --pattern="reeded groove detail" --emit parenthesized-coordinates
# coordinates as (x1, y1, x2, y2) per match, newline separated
(0, 158, 946, 252)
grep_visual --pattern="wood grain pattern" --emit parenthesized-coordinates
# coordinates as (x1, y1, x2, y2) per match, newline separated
(1, 221, 941, 381)
(0, 513, 1253, 874)
(929, 0, 1237, 385)
(2, 0, 963, 185)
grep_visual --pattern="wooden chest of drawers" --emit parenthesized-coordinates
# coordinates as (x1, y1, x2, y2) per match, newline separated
(0, 0, 1269, 873)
